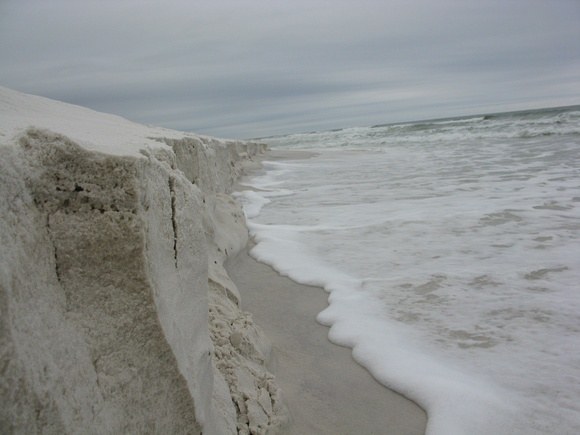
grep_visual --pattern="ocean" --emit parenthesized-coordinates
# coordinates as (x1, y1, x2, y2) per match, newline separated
(235, 106, 580, 434)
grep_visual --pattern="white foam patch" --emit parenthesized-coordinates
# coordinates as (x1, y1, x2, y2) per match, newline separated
(240, 110, 580, 435)
(234, 191, 271, 219)
(247, 220, 525, 435)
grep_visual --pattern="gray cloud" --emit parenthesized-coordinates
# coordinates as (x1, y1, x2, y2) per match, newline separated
(1, 0, 579, 138)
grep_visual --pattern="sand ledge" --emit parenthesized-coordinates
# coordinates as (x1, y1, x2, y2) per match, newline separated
(0, 87, 286, 434)
(1, 87, 426, 434)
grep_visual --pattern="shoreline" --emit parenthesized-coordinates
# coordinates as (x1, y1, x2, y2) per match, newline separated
(226, 245, 427, 434)
(230, 147, 427, 434)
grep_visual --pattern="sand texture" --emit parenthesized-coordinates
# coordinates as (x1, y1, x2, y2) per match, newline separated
(0, 87, 287, 434)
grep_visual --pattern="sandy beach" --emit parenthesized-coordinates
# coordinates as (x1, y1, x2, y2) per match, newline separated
(227, 245, 427, 434)
(228, 148, 427, 433)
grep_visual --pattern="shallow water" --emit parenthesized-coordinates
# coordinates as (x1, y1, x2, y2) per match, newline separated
(237, 106, 580, 434)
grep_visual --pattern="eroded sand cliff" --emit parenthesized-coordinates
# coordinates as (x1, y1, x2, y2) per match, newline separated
(0, 87, 287, 434)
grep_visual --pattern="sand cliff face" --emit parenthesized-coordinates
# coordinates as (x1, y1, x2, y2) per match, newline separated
(0, 88, 287, 434)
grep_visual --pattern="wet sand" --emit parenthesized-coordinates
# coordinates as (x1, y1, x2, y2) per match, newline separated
(227, 246, 427, 434)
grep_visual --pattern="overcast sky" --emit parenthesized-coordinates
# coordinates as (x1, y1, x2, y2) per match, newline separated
(1, 0, 579, 139)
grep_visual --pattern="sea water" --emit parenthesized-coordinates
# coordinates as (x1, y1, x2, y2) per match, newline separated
(235, 106, 580, 434)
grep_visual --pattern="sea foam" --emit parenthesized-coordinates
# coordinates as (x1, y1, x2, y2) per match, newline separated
(237, 107, 580, 434)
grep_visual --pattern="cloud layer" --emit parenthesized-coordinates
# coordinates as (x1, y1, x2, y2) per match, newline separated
(1, 0, 579, 138)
